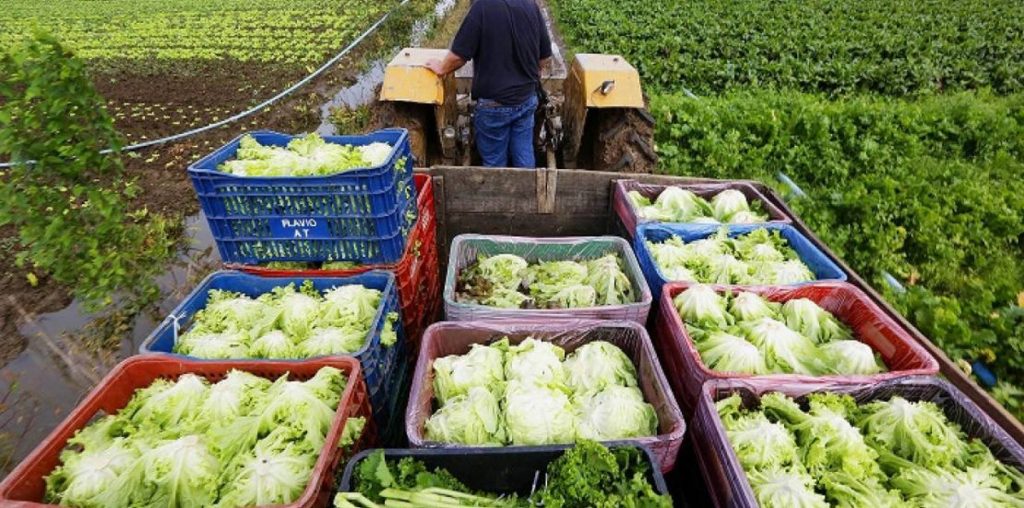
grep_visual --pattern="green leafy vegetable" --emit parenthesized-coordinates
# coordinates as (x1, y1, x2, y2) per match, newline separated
(747, 468, 829, 508)
(174, 281, 387, 360)
(432, 340, 507, 404)
(540, 440, 672, 507)
(697, 331, 769, 375)
(628, 186, 767, 224)
(45, 367, 347, 508)
(781, 299, 853, 344)
(456, 254, 635, 309)
(504, 338, 566, 385)
(647, 227, 814, 285)
(220, 134, 392, 177)
(717, 391, 1024, 507)
(562, 341, 638, 393)
(676, 285, 885, 377)
(504, 381, 576, 446)
(426, 339, 655, 446)
(574, 386, 658, 441)
(425, 387, 507, 445)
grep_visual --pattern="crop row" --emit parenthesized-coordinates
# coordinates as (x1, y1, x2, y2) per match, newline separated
(651, 90, 1024, 405)
(0, 0, 393, 64)
(549, 0, 1024, 96)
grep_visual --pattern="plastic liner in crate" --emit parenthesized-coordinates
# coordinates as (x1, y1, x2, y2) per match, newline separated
(612, 179, 790, 239)
(634, 222, 847, 302)
(139, 270, 405, 424)
(189, 128, 417, 265)
(444, 234, 653, 323)
(691, 376, 1024, 508)
(336, 444, 670, 498)
(0, 356, 374, 508)
(229, 174, 440, 352)
(654, 281, 940, 414)
(406, 320, 686, 472)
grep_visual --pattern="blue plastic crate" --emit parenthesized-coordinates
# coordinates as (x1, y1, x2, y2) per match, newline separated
(188, 129, 417, 265)
(634, 223, 848, 301)
(139, 270, 406, 422)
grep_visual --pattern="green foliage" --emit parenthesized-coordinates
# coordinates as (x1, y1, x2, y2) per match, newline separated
(550, 0, 1024, 96)
(540, 440, 672, 507)
(0, 32, 175, 309)
(651, 90, 1024, 394)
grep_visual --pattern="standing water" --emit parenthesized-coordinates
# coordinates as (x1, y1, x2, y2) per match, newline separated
(0, 214, 218, 473)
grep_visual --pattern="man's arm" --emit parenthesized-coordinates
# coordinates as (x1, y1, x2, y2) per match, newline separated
(426, 51, 467, 77)
(428, 1, 479, 76)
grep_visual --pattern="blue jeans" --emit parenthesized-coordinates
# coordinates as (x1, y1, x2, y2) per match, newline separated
(474, 94, 538, 168)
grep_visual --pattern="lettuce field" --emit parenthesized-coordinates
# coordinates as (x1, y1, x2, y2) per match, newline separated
(0, 0, 390, 66)
(551, 0, 1024, 416)
(552, 0, 1024, 97)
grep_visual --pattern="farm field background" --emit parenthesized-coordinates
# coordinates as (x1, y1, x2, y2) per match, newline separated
(550, 0, 1024, 417)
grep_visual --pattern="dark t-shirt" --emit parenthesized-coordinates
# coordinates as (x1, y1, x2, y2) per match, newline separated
(451, 0, 552, 105)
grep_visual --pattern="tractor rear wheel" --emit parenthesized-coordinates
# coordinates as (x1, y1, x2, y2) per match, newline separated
(592, 107, 657, 173)
(372, 101, 431, 165)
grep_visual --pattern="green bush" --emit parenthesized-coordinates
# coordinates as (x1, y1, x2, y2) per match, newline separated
(550, 0, 1024, 96)
(0, 32, 175, 308)
(652, 90, 1024, 387)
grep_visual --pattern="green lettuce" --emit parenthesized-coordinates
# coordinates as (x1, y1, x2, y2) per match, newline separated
(433, 340, 507, 404)
(504, 338, 565, 385)
(425, 386, 507, 445)
(476, 254, 529, 290)
(781, 298, 853, 343)
(562, 341, 637, 393)
(741, 318, 824, 374)
(504, 381, 576, 446)
(220, 134, 388, 177)
(138, 435, 221, 508)
(697, 330, 769, 374)
(649, 227, 813, 285)
(673, 284, 732, 329)
(818, 340, 886, 375)
(717, 394, 800, 470)
(574, 386, 658, 441)
(856, 397, 968, 468)
(747, 467, 829, 508)
(217, 441, 314, 507)
(583, 254, 633, 305)
(728, 291, 780, 321)
(763, 393, 881, 480)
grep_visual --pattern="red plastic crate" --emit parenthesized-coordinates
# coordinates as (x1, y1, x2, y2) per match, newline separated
(0, 356, 374, 508)
(406, 320, 686, 473)
(655, 281, 940, 414)
(612, 179, 790, 240)
(231, 173, 439, 351)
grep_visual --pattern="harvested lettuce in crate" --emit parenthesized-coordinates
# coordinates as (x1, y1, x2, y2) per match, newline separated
(456, 253, 634, 309)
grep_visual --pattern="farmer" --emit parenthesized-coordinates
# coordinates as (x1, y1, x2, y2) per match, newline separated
(425, 0, 552, 168)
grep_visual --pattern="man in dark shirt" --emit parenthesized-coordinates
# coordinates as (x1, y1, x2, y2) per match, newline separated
(425, 0, 552, 168)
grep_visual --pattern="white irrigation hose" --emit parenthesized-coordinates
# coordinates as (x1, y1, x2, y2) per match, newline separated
(0, 0, 412, 169)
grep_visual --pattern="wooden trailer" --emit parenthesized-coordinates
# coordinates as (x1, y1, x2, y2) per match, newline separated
(422, 165, 1024, 444)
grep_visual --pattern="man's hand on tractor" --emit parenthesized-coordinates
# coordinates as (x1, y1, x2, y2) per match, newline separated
(424, 51, 467, 76)
(425, 58, 446, 76)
